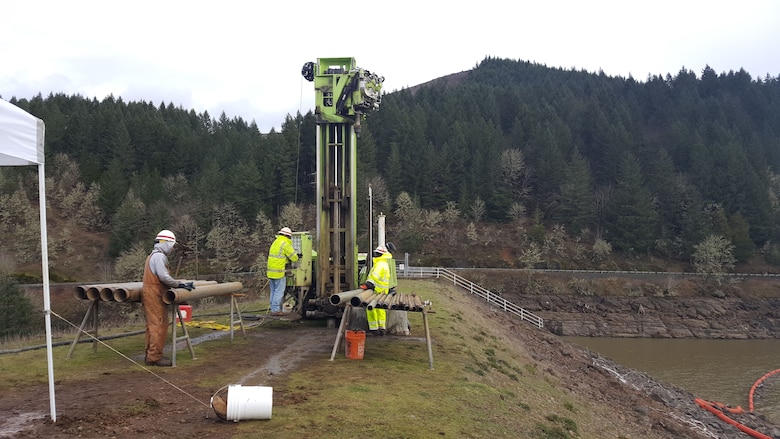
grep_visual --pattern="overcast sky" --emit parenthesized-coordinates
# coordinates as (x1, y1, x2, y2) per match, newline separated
(2, 0, 779, 132)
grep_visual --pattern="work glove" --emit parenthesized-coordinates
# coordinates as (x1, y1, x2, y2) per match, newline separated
(177, 282, 195, 291)
(360, 284, 368, 290)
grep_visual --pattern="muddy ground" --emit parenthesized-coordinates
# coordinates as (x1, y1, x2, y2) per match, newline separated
(0, 320, 334, 438)
(3, 281, 780, 438)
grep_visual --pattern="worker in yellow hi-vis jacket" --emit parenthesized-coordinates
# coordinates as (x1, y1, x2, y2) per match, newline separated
(364, 245, 392, 336)
(266, 227, 299, 316)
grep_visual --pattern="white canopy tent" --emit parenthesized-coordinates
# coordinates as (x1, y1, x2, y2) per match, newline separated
(0, 98, 56, 421)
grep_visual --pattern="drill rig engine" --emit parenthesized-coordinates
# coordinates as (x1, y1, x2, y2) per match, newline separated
(287, 58, 387, 319)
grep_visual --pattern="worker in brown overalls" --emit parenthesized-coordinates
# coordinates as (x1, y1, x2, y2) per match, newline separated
(142, 229, 192, 367)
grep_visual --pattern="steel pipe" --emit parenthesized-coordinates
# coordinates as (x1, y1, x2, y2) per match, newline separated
(328, 288, 364, 306)
(73, 286, 88, 300)
(115, 280, 216, 302)
(113, 287, 139, 303)
(367, 295, 380, 311)
(350, 290, 375, 307)
(86, 286, 105, 301)
(377, 293, 392, 308)
(391, 294, 402, 310)
(99, 287, 117, 301)
(411, 294, 424, 312)
(361, 292, 381, 307)
(162, 282, 244, 304)
(105, 282, 144, 302)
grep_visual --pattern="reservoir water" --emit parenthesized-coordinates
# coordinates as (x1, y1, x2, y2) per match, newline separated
(565, 337, 780, 424)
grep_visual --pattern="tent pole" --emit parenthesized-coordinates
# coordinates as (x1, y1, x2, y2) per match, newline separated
(1, 101, 54, 420)
(39, 163, 56, 422)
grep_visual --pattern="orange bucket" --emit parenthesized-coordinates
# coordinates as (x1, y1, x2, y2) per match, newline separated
(345, 330, 366, 360)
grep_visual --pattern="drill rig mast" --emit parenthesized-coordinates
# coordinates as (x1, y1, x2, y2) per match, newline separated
(294, 57, 384, 318)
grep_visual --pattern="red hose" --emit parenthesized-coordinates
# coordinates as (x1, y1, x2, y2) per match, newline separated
(748, 368, 780, 412)
(694, 398, 772, 439)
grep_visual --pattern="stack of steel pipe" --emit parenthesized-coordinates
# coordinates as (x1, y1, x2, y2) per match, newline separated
(74, 280, 217, 302)
(346, 290, 425, 312)
(73, 283, 135, 301)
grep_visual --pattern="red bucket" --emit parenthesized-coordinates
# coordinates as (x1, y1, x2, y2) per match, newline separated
(176, 305, 193, 323)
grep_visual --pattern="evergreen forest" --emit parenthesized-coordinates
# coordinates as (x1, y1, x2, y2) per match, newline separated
(3, 57, 780, 282)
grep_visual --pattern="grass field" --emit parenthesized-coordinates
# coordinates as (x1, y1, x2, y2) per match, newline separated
(1, 279, 667, 439)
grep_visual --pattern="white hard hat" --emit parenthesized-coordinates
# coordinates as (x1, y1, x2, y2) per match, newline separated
(374, 245, 387, 254)
(279, 227, 292, 237)
(156, 229, 176, 244)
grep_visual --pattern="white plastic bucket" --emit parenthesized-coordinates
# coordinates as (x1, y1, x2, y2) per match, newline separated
(226, 385, 273, 421)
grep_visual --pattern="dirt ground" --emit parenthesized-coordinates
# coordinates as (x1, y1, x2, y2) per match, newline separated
(2, 285, 780, 439)
(0, 319, 335, 439)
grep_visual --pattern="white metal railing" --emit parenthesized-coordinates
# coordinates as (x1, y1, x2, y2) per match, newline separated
(399, 266, 544, 329)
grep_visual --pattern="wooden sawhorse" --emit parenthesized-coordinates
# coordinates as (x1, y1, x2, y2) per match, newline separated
(170, 303, 196, 367)
(329, 304, 434, 369)
(67, 300, 197, 367)
(66, 300, 101, 359)
(229, 293, 247, 343)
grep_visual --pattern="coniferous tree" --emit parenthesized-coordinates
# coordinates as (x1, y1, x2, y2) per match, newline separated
(98, 159, 129, 217)
(206, 203, 250, 277)
(420, 141, 453, 208)
(606, 153, 658, 253)
(558, 149, 595, 234)
(385, 143, 403, 196)
(227, 159, 263, 221)
(525, 121, 566, 217)
(0, 275, 36, 337)
(7, 59, 780, 275)
(728, 213, 755, 262)
(195, 158, 224, 207)
(109, 189, 148, 257)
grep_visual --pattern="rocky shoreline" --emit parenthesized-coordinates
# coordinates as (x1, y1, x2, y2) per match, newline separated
(457, 269, 780, 339)
(515, 294, 780, 338)
(487, 290, 780, 439)
(504, 291, 780, 438)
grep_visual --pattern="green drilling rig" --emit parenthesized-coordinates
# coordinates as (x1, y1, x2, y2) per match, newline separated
(287, 57, 385, 319)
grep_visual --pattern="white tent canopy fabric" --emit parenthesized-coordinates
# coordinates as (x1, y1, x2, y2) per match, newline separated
(0, 98, 55, 421)
(0, 99, 45, 165)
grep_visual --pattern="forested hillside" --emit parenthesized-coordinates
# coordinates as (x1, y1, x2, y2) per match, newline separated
(2, 57, 780, 282)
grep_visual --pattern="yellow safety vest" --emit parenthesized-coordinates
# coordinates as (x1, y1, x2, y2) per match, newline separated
(367, 253, 392, 294)
(266, 236, 298, 279)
